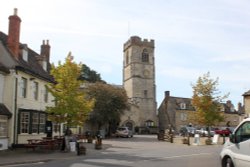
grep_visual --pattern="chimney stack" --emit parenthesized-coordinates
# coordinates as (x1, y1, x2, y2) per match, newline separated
(40, 39, 50, 62)
(7, 8, 21, 59)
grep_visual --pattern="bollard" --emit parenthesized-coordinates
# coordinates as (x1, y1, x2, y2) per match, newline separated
(170, 134, 173, 143)
(187, 134, 190, 146)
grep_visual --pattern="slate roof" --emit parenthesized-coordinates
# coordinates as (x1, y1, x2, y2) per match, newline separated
(0, 103, 12, 118)
(168, 96, 195, 111)
(243, 90, 250, 96)
(0, 31, 53, 82)
(0, 62, 10, 74)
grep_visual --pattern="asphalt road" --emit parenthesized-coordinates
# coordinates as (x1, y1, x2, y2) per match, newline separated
(8, 135, 222, 167)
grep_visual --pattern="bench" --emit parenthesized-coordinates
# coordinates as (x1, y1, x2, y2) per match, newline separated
(25, 139, 56, 151)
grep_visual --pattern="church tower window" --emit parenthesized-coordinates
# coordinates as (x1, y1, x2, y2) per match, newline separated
(142, 49, 149, 62)
(126, 52, 129, 65)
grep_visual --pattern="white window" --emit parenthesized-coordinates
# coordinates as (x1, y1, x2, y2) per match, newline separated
(32, 113, 39, 133)
(33, 81, 39, 100)
(53, 123, 60, 133)
(22, 49, 28, 61)
(39, 114, 46, 133)
(20, 77, 27, 98)
(180, 113, 187, 121)
(20, 112, 29, 133)
(0, 115, 8, 137)
(180, 103, 186, 110)
(145, 120, 154, 127)
(44, 86, 48, 103)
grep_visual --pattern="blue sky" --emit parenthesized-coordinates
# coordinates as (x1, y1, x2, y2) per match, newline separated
(1, 0, 250, 108)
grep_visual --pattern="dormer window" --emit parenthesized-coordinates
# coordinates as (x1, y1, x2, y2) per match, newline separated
(22, 48, 28, 61)
(180, 103, 186, 110)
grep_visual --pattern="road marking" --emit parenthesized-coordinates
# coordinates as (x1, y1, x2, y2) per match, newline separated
(83, 159, 133, 164)
(161, 153, 212, 160)
(1, 162, 44, 167)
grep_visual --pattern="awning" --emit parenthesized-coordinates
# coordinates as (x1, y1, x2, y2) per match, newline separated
(0, 103, 12, 118)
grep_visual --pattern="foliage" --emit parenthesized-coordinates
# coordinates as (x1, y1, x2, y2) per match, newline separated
(191, 72, 228, 135)
(46, 53, 94, 127)
(87, 82, 129, 129)
(79, 64, 105, 83)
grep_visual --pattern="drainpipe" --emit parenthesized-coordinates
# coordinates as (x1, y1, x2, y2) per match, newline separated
(13, 70, 18, 145)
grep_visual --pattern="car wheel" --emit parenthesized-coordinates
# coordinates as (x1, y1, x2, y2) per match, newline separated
(223, 157, 234, 167)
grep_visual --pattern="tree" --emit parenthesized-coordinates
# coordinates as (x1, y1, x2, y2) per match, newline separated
(191, 72, 228, 138)
(79, 64, 105, 83)
(46, 53, 94, 127)
(87, 82, 129, 134)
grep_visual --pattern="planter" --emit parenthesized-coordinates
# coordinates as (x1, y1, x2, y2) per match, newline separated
(182, 138, 189, 144)
(205, 138, 212, 145)
(95, 141, 102, 150)
(87, 138, 93, 143)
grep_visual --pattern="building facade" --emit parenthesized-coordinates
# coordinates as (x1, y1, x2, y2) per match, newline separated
(158, 91, 243, 133)
(243, 90, 250, 117)
(121, 36, 158, 133)
(0, 9, 55, 148)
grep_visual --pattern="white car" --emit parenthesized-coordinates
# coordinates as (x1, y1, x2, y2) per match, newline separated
(115, 127, 133, 138)
(220, 117, 250, 167)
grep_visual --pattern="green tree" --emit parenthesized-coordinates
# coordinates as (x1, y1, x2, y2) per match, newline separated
(87, 82, 129, 134)
(79, 64, 105, 83)
(46, 53, 94, 127)
(191, 72, 228, 138)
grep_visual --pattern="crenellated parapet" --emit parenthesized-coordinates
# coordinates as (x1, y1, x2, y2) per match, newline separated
(123, 36, 154, 51)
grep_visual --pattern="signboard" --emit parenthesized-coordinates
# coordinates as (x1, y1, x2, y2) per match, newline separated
(212, 134, 220, 144)
(193, 134, 200, 145)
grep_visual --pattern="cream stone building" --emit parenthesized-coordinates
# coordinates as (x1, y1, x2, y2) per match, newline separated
(158, 91, 243, 133)
(0, 9, 55, 148)
(243, 90, 250, 117)
(121, 36, 158, 133)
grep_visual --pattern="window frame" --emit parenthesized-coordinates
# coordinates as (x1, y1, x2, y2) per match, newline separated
(0, 115, 8, 137)
(20, 77, 27, 98)
(44, 86, 49, 103)
(20, 112, 30, 134)
(141, 49, 149, 62)
(235, 121, 250, 143)
(33, 81, 39, 100)
(19, 110, 46, 134)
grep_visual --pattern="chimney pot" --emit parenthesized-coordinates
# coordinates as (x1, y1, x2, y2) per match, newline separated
(14, 8, 18, 15)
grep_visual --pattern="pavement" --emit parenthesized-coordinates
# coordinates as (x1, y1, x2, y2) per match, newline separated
(0, 142, 101, 166)
(0, 135, 226, 166)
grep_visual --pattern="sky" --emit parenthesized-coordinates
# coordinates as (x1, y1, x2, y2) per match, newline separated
(1, 0, 250, 109)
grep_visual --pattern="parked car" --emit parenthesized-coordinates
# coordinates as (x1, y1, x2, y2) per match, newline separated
(196, 127, 215, 137)
(115, 127, 133, 138)
(179, 126, 196, 137)
(215, 127, 232, 136)
(220, 117, 250, 167)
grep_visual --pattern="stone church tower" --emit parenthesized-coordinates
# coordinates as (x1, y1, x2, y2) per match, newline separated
(121, 36, 158, 133)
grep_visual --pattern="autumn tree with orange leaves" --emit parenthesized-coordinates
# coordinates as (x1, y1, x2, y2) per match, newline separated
(191, 72, 228, 137)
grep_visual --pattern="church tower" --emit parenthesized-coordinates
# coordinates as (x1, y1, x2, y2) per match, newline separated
(121, 36, 158, 133)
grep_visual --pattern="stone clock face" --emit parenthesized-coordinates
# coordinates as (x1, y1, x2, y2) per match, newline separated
(143, 70, 149, 77)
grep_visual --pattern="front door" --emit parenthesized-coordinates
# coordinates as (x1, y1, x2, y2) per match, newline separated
(125, 121, 133, 131)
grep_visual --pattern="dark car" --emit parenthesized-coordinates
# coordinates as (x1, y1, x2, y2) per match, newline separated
(179, 126, 196, 137)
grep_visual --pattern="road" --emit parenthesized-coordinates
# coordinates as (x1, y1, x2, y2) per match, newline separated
(9, 135, 222, 167)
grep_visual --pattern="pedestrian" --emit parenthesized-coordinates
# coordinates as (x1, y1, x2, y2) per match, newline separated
(63, 127, 72, 152)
